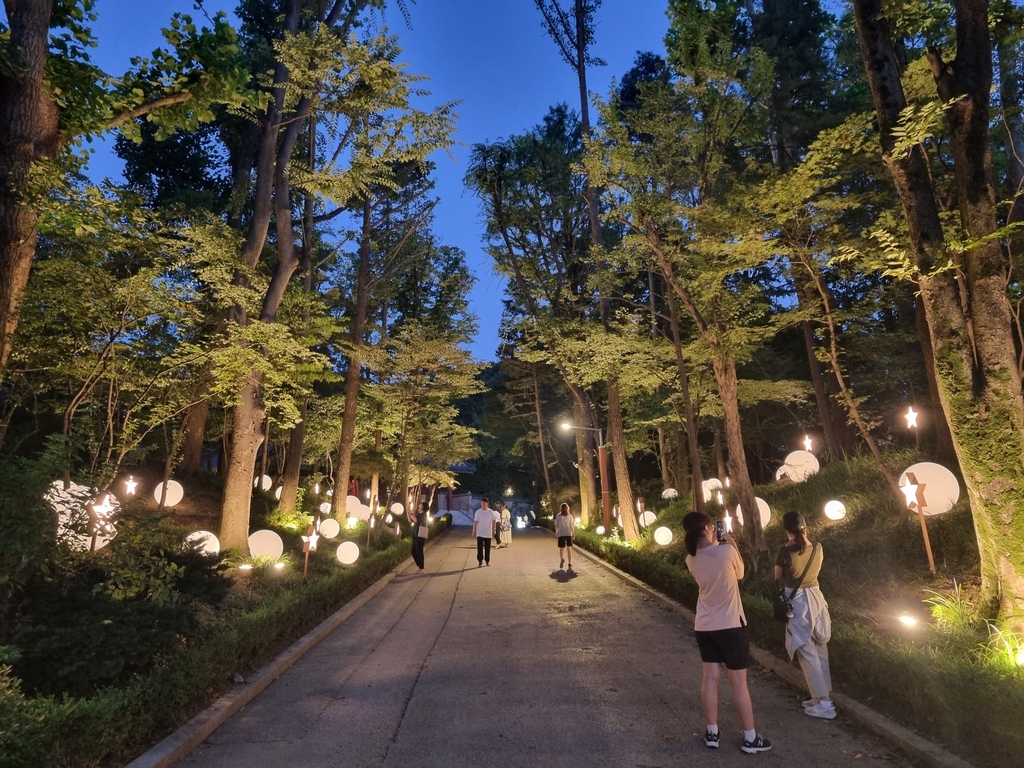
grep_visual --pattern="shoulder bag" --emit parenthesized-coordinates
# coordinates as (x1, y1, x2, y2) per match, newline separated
(773, 543, 818, 623)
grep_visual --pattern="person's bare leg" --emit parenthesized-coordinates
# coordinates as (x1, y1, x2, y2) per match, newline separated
(701, 662, 721, 727)
(567, 545, 573, 567)
(726, 668, 755, 731)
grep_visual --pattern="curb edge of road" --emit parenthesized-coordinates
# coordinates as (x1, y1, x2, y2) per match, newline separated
(564, 533, 977, 768)
(126, 530, 449, 768)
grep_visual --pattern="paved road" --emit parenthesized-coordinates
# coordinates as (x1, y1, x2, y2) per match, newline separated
(181, 527, 913, 767)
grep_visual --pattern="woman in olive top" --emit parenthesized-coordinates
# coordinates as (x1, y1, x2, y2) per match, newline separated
(775, 511, 834, 719)
(683, 511, 771, 754)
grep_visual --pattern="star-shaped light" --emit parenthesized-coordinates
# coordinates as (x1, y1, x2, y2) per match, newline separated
(716, 491, 724, 506)
(301, 523, 320, 553)
(124, 476, 137, 495)
(724, 513, 733, 532)
(900, 472, 928, 511)
(803, 435, 813, 452)
(905, 407, 918, 428)
(91, 494, 116, 534)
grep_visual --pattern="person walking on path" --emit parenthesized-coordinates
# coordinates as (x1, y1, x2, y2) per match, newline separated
(499, 502, 512, 548)
(683, 511, 772, 754)
(775, 511, 835, 719)
(472, 497, 497, 566)
(554, 503, 575, 569)
(411, 501, 428, 574)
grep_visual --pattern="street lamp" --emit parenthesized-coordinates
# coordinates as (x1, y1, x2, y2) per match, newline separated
(561, 421, 612, 532)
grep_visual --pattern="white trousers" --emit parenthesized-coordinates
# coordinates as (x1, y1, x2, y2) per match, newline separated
(795, 638, 831, 700)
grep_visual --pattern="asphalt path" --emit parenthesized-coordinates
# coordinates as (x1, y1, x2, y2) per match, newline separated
(180, 527, 914, 767)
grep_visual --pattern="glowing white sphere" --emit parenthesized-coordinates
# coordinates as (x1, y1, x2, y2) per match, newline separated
(384, 514, 394, 525)
(701, 478, 723, 503)
(337, 541, 360, 565)
(596, 525, 606, 535)
(345, 495, 362, 515)
(346, 516, 358, 529)
(326, 489, 334, 497)
(254, 474, 272, 491)
(898, 462, 960, 515)
(153, 480, 184, 507)
(390, 502, 404, 515)
(187, 530, 220, 555)
(248, 529, 284, 559)
(274, 486, 283, 500)
(661, 487, 678, 499)
(319, 502, 331, 514)
(653, 526, 674, 546)
(777, 451, 820, 483)
(319, 518, 340, 539)
(736, 497, 772, 528)
(638, 510, 657, 528)
(356, 503, 371, 521)
(824, 500, 847, 521)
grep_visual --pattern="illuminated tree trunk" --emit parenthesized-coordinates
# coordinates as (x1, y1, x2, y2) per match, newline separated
(607, 378, 639, 540)
(854, 0, 1024, 623)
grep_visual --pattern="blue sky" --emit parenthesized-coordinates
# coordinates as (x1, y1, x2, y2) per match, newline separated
(86, 0, 670, 361)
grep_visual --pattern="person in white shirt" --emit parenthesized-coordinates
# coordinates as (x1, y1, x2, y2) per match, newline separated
(471, 497, 497, 566)
(554, 502, 575, 569)
(683, 511, 771, 755)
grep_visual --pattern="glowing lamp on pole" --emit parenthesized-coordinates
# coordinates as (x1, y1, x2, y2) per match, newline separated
(561, 420, 612, 532)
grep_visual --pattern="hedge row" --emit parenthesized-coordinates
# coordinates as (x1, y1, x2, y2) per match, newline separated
(0, 517, 449, 768)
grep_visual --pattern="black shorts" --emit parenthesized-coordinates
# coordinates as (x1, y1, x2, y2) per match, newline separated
(558, 535, 573, 548)
(694, 626, 750, 670)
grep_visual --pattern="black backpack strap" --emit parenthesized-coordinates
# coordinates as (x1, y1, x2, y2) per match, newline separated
(787, 543, 818, 601)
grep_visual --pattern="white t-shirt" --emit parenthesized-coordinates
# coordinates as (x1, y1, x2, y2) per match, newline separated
(554, 514, 574, 537)
(473, 507, 497, 538)
(685, 543, 746, 631)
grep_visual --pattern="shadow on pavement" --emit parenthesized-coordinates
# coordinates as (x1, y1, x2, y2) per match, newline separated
(549, 569, 579, 583)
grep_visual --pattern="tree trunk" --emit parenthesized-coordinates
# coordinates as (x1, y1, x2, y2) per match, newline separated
(178, 399, 210, 476)
(607, 378, 639, 540)
(793, 275, 843, 458)
(532, 363, 553, 497)
(915, 297, 957, 462)
(572, 394, 596, 523)
(279, 400, 306, 513)
(657, 427, 672, 488)
(855, 0, 1024, 623)
(332, 198, 372, 516)
(220, 375, 265, 550)
(712, 356, 764, 553)
(0, 0, 57, 377)
(666, 292, 704, 510)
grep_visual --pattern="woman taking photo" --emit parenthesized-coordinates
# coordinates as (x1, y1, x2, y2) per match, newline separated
(775, 511, 834, 719)
(683, 511, 771, 754)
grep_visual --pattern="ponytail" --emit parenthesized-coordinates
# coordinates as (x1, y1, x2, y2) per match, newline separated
(682, 511, 711, 556)
(782, 511, 809, 554)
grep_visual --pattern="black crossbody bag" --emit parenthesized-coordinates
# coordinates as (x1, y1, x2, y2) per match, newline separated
(773, 543, 818, 623)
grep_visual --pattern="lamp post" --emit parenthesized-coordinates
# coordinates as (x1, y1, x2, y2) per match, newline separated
(561, 421, 612, 531)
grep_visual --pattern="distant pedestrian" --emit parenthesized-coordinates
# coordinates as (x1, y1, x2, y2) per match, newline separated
(499, 502, 512, 547)
(411, 501, 428, 575)
(775, 511, 834, 719)
(683, 511, 771, 754)
(555, 503, 575, 569)
(472, 497, 497, 566)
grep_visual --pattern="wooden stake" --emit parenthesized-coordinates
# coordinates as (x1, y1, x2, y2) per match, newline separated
(917, 506, 937, 574)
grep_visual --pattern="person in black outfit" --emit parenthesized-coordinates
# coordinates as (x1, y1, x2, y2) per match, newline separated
(411, 501, 428, 574)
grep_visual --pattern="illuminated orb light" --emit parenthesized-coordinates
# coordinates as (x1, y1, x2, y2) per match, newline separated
(661, 488, 678, 499)
(638, 510, 657, 528)
(390, 502, 404, 515)
(777, 450, 820, 483)
(574, 516, 582, 525)
(253, 474, 272, 491)
(653, 526, 674, 546)
(356, 503, 372, 521)
(899, 614, 918, 627)
(337, 541, 360, 565)
(326, 488, 333, 497)
(384, 514, 394, 525)
(186, 530, 220, 555)
(319, 502, 332, 514)
(248, 529, 284, 559)
(153, 480, 184, 507)
(735, 497, 772, 528)
(345, 495, 362, 515)
(596, 525, 606, 535)
(274, 486, 283, 500)
(346, 516, 358, 529)
(824, 500, 847, 521)
(701, 478, 723, 504)
(318, 518, 340, 539)
(897, 462, 960, 515)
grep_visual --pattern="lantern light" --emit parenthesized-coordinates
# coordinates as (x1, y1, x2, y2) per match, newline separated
(905, 407, 918, 428)
(824, 500, 847, 521)
(186, 530, 220, 555)
(337, 541, 360, 565)
(153, 480, 184, 507)
(596, 525, 606, 535)
(124, 476, 138, 495)
(248, 529, 284, 559)
(319, 518, 340, 539)
(899, 614, 918, 627)
(653, 526, 673, 546)
(803, 435, 813, 452)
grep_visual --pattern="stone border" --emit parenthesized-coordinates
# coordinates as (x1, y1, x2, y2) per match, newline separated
(127, 531, 448, 768)
(564, 535, 977, 768)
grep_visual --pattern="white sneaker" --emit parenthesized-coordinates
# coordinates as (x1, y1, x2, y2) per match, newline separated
(801, 698, 816, 708)
(804, 702, 837, 719)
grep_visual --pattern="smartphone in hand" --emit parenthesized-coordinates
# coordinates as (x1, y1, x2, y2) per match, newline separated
(715, 520, 726, 542)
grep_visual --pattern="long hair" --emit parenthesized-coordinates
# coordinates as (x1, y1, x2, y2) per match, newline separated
(783, 511, 809, 554)
(682, 511, 711, 556)
(558, 502, 570, 516)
